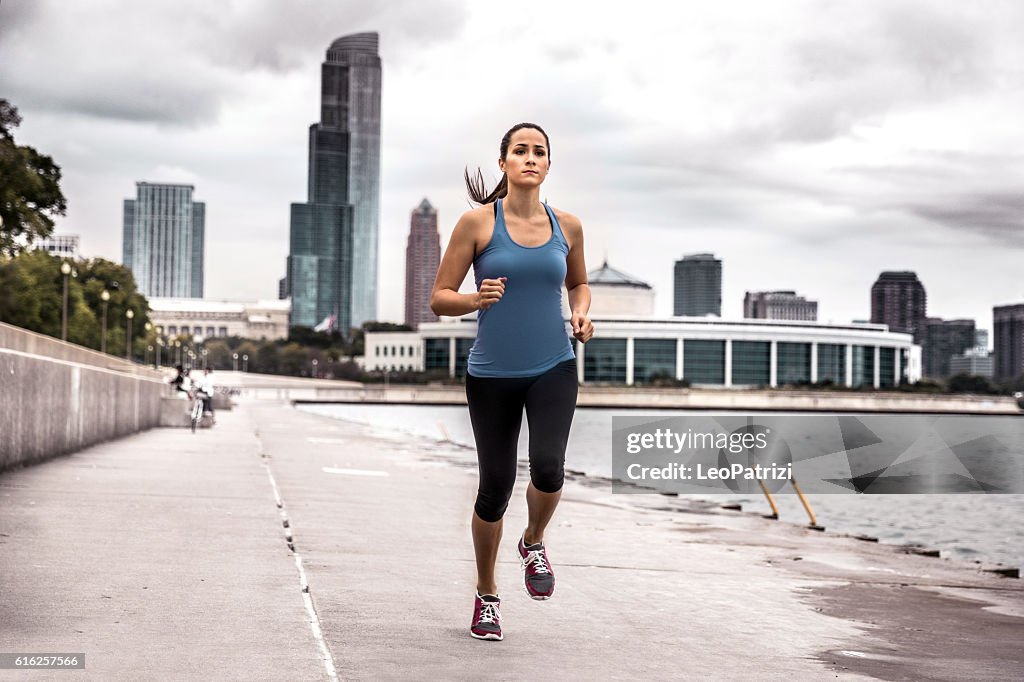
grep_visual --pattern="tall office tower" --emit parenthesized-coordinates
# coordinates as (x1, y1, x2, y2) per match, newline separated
(920, 318, 975, 379)
(673, 253, 721, 316)
(870, 271, 927, 341)
(404, 198, 440, 329)
(743, 290, 817, 321)
(993, 303, 1024, 382)
(122, 182, 205, 298)
(975, 329, 989, 350)
(286, 32, 382, 332)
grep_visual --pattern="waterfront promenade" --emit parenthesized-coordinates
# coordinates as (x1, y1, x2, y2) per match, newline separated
(2, 399, 1023, 680)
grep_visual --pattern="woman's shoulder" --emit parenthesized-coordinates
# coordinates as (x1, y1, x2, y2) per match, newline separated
(549, 206, 583, 245)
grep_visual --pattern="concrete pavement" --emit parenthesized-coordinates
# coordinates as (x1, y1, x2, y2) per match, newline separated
(2, 399, 1022, 680)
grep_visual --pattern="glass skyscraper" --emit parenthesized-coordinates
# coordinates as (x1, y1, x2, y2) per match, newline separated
(673, 253, 722, 317)
(286, 32, 382, 332)
(122, 182, 205, 298)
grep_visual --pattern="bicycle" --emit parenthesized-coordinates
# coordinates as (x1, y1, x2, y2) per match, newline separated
(190, 389, 210, 433)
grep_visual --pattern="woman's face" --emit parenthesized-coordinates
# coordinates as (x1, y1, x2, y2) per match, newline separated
(499, 128, 549, 188)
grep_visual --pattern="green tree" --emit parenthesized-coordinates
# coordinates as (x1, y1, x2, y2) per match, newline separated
(279, 342, 308, 376)
(0, 100, 68, 256)
(203, 340, 233, 370)
(255, 342, 279, 374)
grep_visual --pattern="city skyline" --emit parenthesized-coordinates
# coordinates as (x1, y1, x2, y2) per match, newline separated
(2, 1, 1023, 333)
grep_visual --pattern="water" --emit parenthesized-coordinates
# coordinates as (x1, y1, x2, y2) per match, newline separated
(297, 402, 1024, 571)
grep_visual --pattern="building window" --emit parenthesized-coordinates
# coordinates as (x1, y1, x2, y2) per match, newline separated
(879, 347, 895, 388)
(683, 339, 725, 385)
(633, 339, 676, 383)
(732, 341, 770, 386)
(899, 347, 909, 383)
(817, 344, 845, 385)
(851, 345, 875, 388)
(169, 325, 177, 335)
(400, 346, 405, 356)
(455, 338, 474, 378)
(194, 326, 202, 335)
(218, 327, 227, 337)
(777, 342, 811, 385)
(584, 338, 627, 383)
(206, 327, 215, 337)
(424, 338, 449, 371)
(375, 347, 379, 356)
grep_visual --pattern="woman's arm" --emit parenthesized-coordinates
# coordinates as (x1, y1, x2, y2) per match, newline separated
(562, 213, 594, 343)
(430, 211, 505, 317)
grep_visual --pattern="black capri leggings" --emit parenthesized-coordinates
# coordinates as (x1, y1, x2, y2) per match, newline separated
(465, 358, 579, 523)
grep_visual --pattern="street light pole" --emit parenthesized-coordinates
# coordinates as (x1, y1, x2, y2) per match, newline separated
(242, 354, 248, 372)
(312, 358, 319, 378)
(60, 261, 71, 341)
(232, 352, 238, 372)
(125, 309, 134, 361)
(100, 289, 110, 353)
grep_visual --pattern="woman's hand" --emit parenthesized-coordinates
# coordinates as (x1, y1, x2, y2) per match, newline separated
(571, 312, 594, 343)
(475, 277, 507, 310)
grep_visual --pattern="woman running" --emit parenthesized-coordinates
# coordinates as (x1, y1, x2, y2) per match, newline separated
(430, 122, 595, 641)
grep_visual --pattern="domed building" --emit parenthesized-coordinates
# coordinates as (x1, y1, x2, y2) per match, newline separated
(561, 259, 654, 317)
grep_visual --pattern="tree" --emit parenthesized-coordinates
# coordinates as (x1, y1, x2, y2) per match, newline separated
(0, 100, 68, 256)
(279, 342, 308, 376)
(947, 373, 999, 395)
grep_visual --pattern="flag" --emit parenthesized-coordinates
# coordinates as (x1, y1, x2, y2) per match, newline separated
(313, 314, 336, 332)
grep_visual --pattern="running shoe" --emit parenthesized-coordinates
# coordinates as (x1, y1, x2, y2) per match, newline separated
(470, 593, 503, 641)
(518, 534, 555, 600)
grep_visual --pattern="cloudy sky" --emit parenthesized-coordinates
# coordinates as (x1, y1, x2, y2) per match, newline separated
(2, 0, 1023, 337)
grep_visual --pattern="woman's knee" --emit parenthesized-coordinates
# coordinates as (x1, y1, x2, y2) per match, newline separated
(474, 485, 515, 522)
(529, 461, 564, 494)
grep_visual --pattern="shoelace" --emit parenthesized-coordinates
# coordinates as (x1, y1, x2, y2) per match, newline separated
(477, 600, 500, 624)
(523, 547, 551, 575)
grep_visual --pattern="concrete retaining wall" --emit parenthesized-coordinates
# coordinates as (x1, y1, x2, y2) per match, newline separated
(0, 323, 167, 472)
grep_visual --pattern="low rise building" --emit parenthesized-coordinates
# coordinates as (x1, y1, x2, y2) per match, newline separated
(148, 298, 290, 340)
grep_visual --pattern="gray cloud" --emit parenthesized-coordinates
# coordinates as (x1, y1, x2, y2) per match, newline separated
(0, 0, 468, 126)
(902, 192, 1024, 245)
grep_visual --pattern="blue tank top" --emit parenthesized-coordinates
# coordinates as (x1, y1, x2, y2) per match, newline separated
(467, 198, 576, 377)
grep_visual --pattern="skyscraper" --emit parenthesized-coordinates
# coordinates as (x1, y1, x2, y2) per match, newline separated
(673, 253, 721, 316)
(870, 271, 927, 341)
(920, 318, 975, 379)
(122, 182, 205, 298)
(286, 32, 382, 332)
(993, 303, 1024, 382)
(404, 198, 440, 329)
(743, 290, 817, 321)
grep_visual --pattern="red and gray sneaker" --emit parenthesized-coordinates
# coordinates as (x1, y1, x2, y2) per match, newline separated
(470, 593, 503, 641)
(518, 535, 555, 600)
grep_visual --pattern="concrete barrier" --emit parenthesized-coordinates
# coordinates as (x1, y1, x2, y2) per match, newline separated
(0, 323, 168, 472)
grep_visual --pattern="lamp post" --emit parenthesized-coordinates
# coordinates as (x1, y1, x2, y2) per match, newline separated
(156, 338, 163, 369)
(60, 261, 71, 341)
(174, 340, 181, 366)
(100, 289, 110, 353)
(201, 348, 208, 370)
(125, 309, 134, 360)
(242, 354, 248, 372)
(312, 358, 318, 378)
(232, 352, 238, 372)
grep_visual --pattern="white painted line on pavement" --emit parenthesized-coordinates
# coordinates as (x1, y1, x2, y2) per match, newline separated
(323, 467, 389, 477)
